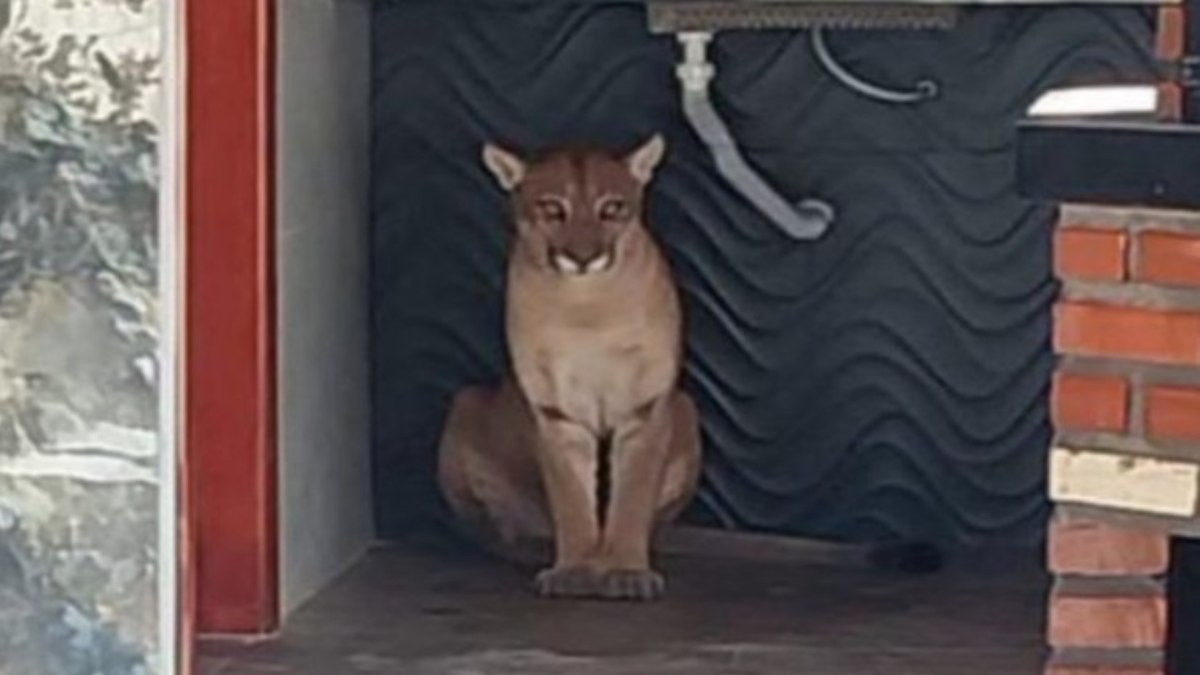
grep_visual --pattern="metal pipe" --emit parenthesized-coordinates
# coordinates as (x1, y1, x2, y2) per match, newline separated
(675, 32, 834, 241)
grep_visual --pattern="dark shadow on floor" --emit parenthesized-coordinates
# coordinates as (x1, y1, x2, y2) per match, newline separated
(199, 534, 1049, 675)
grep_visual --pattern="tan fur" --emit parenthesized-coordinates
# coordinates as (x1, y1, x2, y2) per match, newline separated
(438, 136, 701, 600)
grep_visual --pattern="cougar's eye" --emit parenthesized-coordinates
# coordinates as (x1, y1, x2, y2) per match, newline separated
(598, 198, 628, 221)
(535, 199, 567, 223)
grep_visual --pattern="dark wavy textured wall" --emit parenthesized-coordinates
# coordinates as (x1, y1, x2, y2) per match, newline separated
(370, 1, 1156, 546)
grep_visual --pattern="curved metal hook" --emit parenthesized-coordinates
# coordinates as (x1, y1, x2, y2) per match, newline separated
(811, 28, 938, 105)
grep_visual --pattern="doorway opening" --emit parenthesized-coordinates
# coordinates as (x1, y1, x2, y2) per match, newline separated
(191, 1, 1177, 673)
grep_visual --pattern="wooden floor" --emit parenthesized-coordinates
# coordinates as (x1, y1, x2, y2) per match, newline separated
(199, 536, 1049, 675)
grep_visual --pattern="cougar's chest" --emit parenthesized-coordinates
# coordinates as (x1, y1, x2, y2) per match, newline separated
(507, 279, 680, 431)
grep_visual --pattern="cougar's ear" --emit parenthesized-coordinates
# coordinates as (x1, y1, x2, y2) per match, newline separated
(482, 143, 526, 191)
(625, 134, 666, 185)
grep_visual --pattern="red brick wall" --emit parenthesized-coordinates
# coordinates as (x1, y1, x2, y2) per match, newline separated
(1043, 10, 1194, 674)
(1053, 207, 1200, 441)
(1047, 204, 1200, 674)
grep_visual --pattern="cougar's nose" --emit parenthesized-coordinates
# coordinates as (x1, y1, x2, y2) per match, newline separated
(551, 248, 613, 275)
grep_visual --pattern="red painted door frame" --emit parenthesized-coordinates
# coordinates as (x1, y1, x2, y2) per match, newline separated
(185, 0, 279, 637)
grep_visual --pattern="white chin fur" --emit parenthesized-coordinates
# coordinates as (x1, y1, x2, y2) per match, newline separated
(552, 254, 582, 275)
(585, 252, 613, 274)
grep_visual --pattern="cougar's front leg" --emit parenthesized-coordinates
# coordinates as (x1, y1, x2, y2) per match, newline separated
(596, 396, 674, 600)
(531, 415, 604, 597)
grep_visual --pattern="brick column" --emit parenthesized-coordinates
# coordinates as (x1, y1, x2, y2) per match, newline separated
(1047, 205, 1200, 675)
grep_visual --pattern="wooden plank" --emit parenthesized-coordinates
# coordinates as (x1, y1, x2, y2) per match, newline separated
(186, 0, 279, 636)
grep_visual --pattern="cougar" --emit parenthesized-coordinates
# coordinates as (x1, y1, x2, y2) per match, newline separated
(437, 135, 701, 601)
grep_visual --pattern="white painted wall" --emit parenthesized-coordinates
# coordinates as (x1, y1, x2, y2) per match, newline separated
(277, 0, 373, 616)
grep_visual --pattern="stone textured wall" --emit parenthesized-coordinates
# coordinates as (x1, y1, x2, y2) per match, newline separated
(0, 1, 166, 673)
(1046, 203, 1200, 674)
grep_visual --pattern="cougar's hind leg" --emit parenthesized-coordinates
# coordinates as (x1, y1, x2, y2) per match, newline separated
(483, 381, 555, 567)
(437, 387, 500, 549)
(437, 384, 554, 567)
(655, 390, 702, 526)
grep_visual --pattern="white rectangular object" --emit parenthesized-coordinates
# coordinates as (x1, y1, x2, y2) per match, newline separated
(1050, 447, 1200, 518)
(1027, 85, 1159, 118)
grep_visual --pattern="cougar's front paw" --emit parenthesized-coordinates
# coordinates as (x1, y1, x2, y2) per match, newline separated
(599, 569, 665, 601)
(534, 566, 603, 598)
